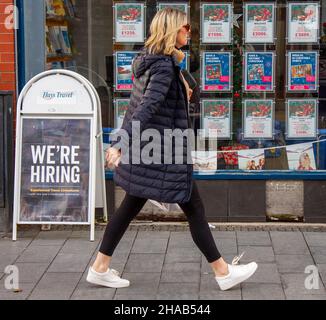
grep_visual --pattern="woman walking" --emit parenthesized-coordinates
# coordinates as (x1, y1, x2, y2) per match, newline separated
(87, 8, 257, 291)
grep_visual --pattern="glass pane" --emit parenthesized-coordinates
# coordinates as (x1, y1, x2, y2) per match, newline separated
(43, 0, 326, 171)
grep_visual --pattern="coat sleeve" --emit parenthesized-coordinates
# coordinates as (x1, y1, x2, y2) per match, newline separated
(110, 60, 174, 149)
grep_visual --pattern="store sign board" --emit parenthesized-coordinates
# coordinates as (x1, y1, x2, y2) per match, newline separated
(13, 70, 107, 241)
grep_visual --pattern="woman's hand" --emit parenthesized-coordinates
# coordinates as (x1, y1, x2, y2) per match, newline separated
(188, 88, 193, 100)
(105, 147, 121, 169)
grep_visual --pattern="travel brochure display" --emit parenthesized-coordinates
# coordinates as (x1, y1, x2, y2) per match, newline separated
(201, 3, 232, 44)
(179, 51, 189, 71)
(238, 149, 266, 170)
(115, 51, 139, 92)
(287, 51, 318, 92)
(244, 52, 275, 92)
(244, 2, 275, 43)
(286, 99, 318, 139)
(287, 2, 320, 44)
(157, 2, 189, 16)
(286, 142, 316, 170)
(114, 99, 129, 129)
(201, 51, 232, 92)
(243, 100, 274, 139)
(201, 99, 232, 139)
(114, 2, 145, 43)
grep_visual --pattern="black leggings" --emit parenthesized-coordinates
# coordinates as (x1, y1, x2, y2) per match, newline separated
(99, 182, 221, 263)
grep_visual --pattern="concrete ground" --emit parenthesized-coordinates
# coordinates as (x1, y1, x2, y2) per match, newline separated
(0, 227, 326, 300)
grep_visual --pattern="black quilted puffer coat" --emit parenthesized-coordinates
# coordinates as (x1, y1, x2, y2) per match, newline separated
(112, 48, 194, 204)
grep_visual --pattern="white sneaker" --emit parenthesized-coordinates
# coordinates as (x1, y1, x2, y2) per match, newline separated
(86, 267, 130, 288)
(215, 252, 258, 291)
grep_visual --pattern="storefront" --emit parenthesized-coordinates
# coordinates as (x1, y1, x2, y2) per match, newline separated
(14, 0, 326, 222)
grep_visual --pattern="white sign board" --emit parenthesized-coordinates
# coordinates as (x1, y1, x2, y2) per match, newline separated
(13, 70, 107, 241)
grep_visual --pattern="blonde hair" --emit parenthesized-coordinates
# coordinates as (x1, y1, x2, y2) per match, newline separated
(145, 8, 188, 55)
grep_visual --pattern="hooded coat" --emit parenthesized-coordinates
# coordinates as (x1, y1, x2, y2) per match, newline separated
(112, 48, 194, 203)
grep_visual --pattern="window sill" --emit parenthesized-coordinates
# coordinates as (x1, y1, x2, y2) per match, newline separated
(105, 170, 326, 181)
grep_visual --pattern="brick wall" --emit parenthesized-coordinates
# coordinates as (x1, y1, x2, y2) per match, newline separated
(0, 0, 16, 134)
(0, 0, 16, 93)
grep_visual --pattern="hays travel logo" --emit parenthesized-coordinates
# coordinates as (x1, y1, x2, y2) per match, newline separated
(38, 91, 77, 105)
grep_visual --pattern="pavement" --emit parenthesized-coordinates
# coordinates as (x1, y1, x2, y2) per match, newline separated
(0, 227, 326, 300)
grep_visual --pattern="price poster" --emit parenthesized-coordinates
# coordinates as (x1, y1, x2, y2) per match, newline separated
(243, 99, 274, 139)
(115, 51, 139, 91)
(244, 2, 275, 43)
(114, 2, 145, 43)
(201, 51, 232, 92)
(114, 99, 130, 129)
(201, 3, 232, 44)
(287, 51, 318, 92)
(158, 2, 189, 17)
(286, 99, 318, 139)
(287, 2, 320, 43)
(244, 52, 274, 92)
(201, 99, 232, 139)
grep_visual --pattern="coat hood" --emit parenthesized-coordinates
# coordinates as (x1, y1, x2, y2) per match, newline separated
(132, 48, 184, 79)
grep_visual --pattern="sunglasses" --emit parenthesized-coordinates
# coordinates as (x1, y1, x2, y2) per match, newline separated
(182, 23, 191, 32)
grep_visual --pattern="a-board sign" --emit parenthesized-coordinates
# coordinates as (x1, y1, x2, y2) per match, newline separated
(13, 70, 107, 241)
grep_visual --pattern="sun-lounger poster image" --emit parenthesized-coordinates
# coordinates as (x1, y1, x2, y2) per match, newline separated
(287, 2, 320, 44)
(201, 51, 232, 92)
(287, 51, 318, 92)
(114, 51, 139, 92)
(114, 2, 145, 43)
(201, 3, 232, 44)
(244, 52, 274, 92)
(244, 2, 275, 43)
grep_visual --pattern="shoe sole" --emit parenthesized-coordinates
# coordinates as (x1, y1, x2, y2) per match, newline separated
(218, 263, 258, 291)
(86, 274, 130, 288)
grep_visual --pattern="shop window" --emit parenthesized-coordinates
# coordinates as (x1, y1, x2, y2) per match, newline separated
(43, 0, 326, 172)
